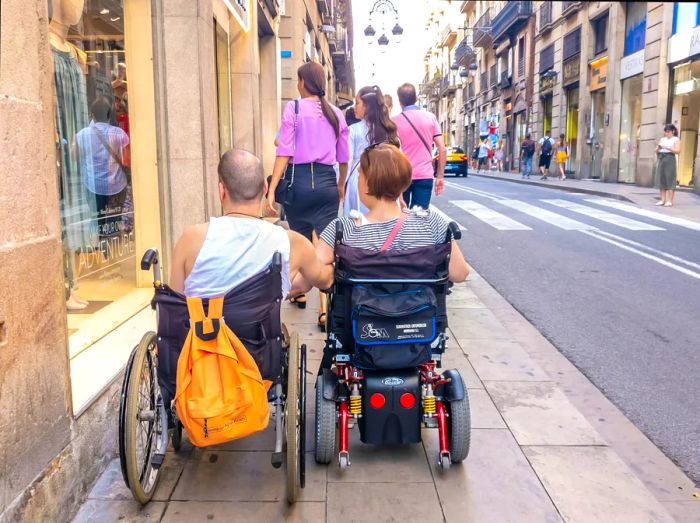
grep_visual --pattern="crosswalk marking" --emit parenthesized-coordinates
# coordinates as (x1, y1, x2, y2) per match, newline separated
(542, 199, 665, 231)
(497, 199, 596, 230)
(585, 198, 700, 231)
(429, 204, 466, 230)
(451, 200, 531, 230)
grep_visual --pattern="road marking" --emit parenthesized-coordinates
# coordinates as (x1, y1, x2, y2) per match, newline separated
(542, 199, 665, 231)
(498, 199, 596, 230)
(430, 204, 466, 230)
(582, 230, 700, 281)
(451, 200, 531, 230)
(585, 198, 700, 231)
(593, 229, 700, 271)
(444, 181, 504, 201)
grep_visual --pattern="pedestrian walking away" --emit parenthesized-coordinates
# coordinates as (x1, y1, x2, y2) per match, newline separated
(393, 82, 446, 209)
(520, 133, 536, 179)
(655, 123, 681, 207)
(267, 61, 349, 324)
(556, 133, 568, 180)
(494, 139, 505, 172)
(538, 130, 554, 179)
(345, 85, 400, 217)
(477, 138, 491, 173)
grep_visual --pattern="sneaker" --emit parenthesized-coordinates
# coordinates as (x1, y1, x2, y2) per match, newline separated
(655, 201, 665, 206)
(664, 201, 673, 207)
(562, 175, 566, 181)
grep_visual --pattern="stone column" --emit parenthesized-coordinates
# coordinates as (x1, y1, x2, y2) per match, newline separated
(638, 2, 674, 188)
(0, 0, 71, 516)
(260, 33, 282, 173)
(601, 2, 625, 183)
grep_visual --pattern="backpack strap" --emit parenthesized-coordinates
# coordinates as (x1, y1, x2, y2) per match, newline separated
(380, 211, 409, 252)
(187, 296, 224, 341)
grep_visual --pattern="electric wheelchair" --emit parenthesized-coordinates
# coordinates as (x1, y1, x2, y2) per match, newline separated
(118, 249, 306, 504)
(315, 220, 471, 470)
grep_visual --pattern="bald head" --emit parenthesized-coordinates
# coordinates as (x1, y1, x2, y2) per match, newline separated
(218, 149, 264, 203)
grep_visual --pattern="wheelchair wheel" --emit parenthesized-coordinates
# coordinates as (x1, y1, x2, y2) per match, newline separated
(447, 376, 471, 463)
(122, 332, 166, 503)
(285, 332, 305, 503)
(314, 373, 336, 464)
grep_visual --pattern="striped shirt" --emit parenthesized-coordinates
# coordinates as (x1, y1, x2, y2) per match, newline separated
(320, 210, 450, 251)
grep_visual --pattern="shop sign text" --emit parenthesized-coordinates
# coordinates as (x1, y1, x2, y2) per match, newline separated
(224, 0, 250, 32)
(668, 25, 700, 64)
(539, 74, 555, 94)
(589, 57, 608, 91)
(620, 49, 645, 80)
(563, 56, 580, 86)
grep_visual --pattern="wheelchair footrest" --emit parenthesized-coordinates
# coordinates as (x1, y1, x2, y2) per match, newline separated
(271, 452, 283, 469)
(151, 452, 166, 469)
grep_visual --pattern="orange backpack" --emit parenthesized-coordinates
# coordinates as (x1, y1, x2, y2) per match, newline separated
(174, 296, 271, 447)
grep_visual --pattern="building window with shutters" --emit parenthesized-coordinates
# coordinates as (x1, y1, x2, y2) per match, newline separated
(563, 27, 581, 61)
(518, 36, 525, 78)
(593, 13, 608, 56)
(539, 43, 554, 73)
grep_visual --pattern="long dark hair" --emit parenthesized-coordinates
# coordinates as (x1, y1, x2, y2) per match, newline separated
(297, 62, 340, 138)
(357, 85, 400, 147)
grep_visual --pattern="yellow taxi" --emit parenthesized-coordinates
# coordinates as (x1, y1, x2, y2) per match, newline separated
(433, 146, 468, 177)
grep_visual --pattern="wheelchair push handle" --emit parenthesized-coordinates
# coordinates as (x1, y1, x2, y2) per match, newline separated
(446, 222, 462, 242)
(140, 248, 162, 285)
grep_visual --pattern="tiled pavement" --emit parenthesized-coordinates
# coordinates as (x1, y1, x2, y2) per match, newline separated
(72, 271, 700, 523)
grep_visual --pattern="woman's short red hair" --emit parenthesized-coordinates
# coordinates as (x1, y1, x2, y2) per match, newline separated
(359, 143, 413, 200)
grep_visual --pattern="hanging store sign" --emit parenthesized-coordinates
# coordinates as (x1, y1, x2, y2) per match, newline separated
(563, 56, 580, 87)
(589, 56, 608, 91)
(668, 25, 700, 64)
(620, 49, 645, 80)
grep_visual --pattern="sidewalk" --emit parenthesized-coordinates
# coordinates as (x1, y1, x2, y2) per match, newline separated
(469, 168, 700, 221)
(72, 271, 700, 523)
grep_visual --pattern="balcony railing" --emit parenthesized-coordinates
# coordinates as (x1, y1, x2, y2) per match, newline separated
(561, 1, 582, 17)
(538, 2, 552, 33)
(468, 82, 475, 99)
(490, 64, 498, 86)
(455, 35, 476, 67)
(491, 1, 532, 44)
(473, 10, 492, 48)
(439, 75, 458, 96)
(480, 71, 488, 92)
(440, 24, 457, 46)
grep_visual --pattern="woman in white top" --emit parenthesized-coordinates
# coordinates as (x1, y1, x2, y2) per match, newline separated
(655, 123, 681, 207)
(344, 85, 400, 216)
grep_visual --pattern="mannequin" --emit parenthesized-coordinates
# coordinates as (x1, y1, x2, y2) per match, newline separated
(50, 0, 95, 311)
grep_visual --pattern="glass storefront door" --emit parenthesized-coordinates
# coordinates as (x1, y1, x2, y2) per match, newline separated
(542, 96, 553, 134)
(513, 111, 526, 170)
(671, 61, 700, 187)
(618, 75, 643, 183)
(589, 90, 606, 179)
(565, 88, 579, 174)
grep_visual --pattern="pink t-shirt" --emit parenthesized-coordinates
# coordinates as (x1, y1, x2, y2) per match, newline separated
(393, 108, 441, 180)
(276, 98, 349, 165)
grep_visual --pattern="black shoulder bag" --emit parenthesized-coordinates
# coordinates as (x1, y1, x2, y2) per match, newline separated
(273, 100, 299, 205)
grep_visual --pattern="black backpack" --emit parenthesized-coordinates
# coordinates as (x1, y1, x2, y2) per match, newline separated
(541, 137, 552, 155)
(523, 140, 535, 156)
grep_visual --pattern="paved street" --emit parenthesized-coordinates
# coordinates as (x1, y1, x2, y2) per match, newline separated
(432, 175, 700, 483)
(73, 273, 700, 522)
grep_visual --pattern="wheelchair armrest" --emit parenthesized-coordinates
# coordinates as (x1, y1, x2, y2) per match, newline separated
(335, 219, 344, 244)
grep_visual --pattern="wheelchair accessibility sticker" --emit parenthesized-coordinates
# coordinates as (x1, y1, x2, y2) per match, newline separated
(361, 323, 390, 339)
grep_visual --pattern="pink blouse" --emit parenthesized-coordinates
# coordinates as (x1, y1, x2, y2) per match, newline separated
(276, 98, 349, 165)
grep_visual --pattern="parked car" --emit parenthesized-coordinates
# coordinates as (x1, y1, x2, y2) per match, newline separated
(434, 146, 468, 177)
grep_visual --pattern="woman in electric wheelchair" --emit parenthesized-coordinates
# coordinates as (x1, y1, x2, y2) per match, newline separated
(307, 142, 471, 469)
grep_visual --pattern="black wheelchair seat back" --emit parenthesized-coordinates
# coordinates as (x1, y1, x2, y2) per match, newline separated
(153, 259, 284, 409)
(330, 242, 452, 370)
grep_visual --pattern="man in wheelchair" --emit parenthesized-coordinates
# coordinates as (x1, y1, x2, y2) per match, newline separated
(304, 143, 471, 469)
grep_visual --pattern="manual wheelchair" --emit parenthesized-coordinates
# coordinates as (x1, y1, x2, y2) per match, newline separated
(118, 249, 306, 504)
(315, 221, 471, 470)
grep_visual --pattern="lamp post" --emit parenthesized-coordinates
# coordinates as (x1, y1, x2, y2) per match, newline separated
(364, 0, 404, 79)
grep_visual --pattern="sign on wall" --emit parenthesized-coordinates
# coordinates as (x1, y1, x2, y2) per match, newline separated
(620, 49, 645, 80)
(589, 56, 608, 91)
(224, 0, 250, 32)
(563, 56, 580, 87)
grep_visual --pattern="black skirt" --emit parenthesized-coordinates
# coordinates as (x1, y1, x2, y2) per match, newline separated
(283, 162, 338, 240)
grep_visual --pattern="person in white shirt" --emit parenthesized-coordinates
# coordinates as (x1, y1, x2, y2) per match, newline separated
(538, 130, 555, 179)
(655, 124, 681, 207)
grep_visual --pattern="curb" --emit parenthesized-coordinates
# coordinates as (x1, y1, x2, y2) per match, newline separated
(468, 171, 636, 203)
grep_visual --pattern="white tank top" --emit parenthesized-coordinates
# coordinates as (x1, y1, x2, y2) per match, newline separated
(184, 216, 291, 298)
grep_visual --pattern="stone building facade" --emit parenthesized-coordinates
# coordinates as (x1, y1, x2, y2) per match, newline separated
(0, 1, 354, 521)
(441, 1, 699, 195)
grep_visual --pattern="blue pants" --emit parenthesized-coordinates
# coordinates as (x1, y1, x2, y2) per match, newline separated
(403, 179, 434, 209)
(522, 156, 533, 177)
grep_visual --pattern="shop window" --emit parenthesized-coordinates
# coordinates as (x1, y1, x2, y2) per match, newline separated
(624, 2, 646, 56)
(542, 96, 553, 135)
(49, 0, 160, 411)
(593, 13, 608, 56)
(673, 2, 699, 35)
(563, 27, 581, 61)
(539, 43, 554, 74)
(214, 20, 233, 156)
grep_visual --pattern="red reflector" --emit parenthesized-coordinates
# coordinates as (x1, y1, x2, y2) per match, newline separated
(370, 393, 386, 409)
(400, 393, 416, 409)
